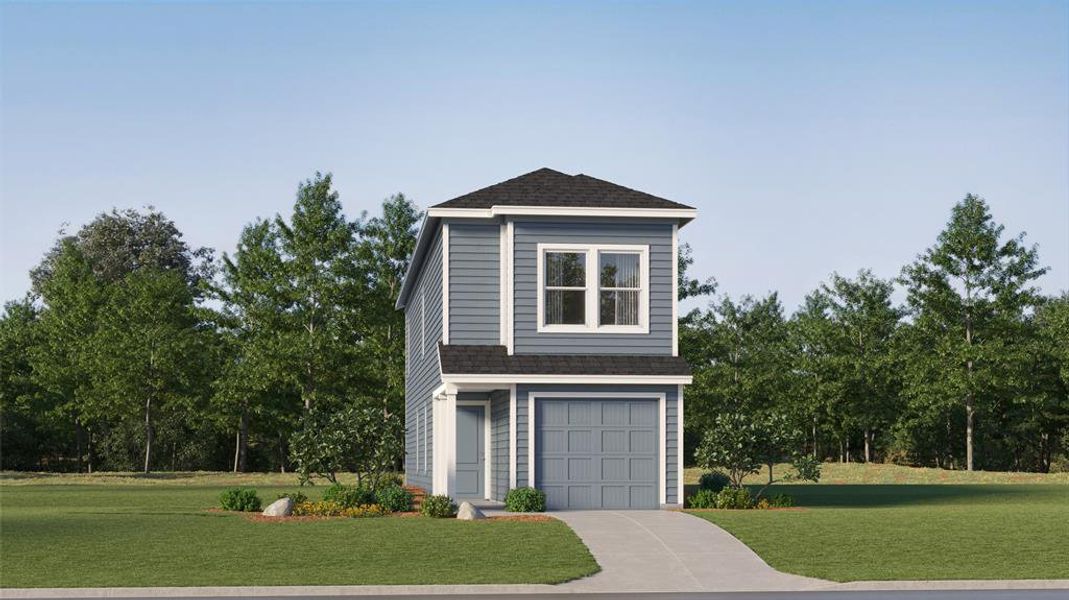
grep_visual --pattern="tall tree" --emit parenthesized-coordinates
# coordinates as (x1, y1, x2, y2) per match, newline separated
(819, 270, 903, 461)
(900, 195, 1046, 470)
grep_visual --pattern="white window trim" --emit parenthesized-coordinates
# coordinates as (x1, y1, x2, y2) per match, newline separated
(535, 243, 650, 334)
(527, 391, 667, 506)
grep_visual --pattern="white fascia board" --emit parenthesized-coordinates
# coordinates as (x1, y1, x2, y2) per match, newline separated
(428, 206, 697, 220)
(441, 374, 692, 385)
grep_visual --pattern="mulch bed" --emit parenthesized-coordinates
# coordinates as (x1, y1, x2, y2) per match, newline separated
(215, 509, 556, 523)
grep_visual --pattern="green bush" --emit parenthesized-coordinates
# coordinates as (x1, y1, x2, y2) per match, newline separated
(420, 494, 457, 518)
(698, 471, 731, 493)
(687, 488, 718, 509)
(714, 487, 752, 509)
(504, 487, 547, 512)
(322, 483, 374, 508)
(277, 491, 308, 504)
(219, 488, 261, 512)
(375, 484, 413, 513)
(769, 493, 793, 508)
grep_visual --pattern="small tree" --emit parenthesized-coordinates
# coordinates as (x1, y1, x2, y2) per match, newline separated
(289, 402, 403, 487)
(695, 412, 820, 499)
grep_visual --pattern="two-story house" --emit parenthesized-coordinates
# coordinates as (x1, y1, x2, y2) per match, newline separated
(396, 168, 695, 510)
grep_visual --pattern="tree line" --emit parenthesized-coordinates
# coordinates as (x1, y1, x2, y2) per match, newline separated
(1, 177, 1066, 474)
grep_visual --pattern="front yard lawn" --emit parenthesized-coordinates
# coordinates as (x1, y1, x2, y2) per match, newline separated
(0, 482, 599, 588)
(688, 483, 1069, 581)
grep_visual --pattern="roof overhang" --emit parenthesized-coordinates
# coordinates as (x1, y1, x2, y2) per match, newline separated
(427, 205, 697, 224)
(441, 373, 693, 385)
(395, 214, 439, 309)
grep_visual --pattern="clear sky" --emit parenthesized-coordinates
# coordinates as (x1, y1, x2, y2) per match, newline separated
(2, 1, 1066, 312)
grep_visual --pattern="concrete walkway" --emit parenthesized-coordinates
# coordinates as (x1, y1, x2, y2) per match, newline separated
(551, 510, 826, 592)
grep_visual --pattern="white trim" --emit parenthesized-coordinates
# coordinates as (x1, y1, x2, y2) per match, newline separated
(428, 206, 697, 221)
(509, 384, 517, 489)
(499, 223, 507, 345)
(659, 392, 667, 505)
(505, 220, 515, 355)
(457, 399, 492, 500)
(535, 243, 650, 334)
(442, 374, 692, 385)
(441, 223, 450, 344)
(527, 391, 668, 505)
(677, 384, 685, 505)
(415, 404, 422, 472)
(671, 223, 678, 357)
(527, 391, 535, 487)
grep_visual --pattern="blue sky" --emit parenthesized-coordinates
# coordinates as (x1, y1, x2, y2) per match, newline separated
(2, 1, 1066, 311)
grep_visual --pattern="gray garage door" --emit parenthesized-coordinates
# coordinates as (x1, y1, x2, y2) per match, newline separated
(535, 398, 659, 510)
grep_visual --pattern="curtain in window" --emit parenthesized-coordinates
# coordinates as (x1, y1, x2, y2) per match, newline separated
(599, 253, 640, 326)
(545, 252, 586, 325)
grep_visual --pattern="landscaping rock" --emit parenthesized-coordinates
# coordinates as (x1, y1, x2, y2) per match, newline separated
(262, 497, 294, 517)
(456, 501, 486, 520)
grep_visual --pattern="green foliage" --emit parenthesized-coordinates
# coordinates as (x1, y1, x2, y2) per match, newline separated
(420, 494, 457, 518)
(290, 403, 404, 486)
(277, 491, 308, 504)
(321, 483, 375, 508)
(698, 471, 731, 492)
(504, 487, 547, 512)
(693, 412, 765, 488)
(374, 484, 413, 513)
(219, 488, 261, 512)
(714, 487, 753, 509)
(687, 489, 719, 509)
(768, 493, 793, 508)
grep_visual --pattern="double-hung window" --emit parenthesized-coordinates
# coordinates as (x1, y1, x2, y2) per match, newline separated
(537, 243, 649, 333)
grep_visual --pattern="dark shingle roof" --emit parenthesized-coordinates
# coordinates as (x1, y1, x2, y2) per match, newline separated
(432, 168, 694, 210)
(439, 344, 691, 377)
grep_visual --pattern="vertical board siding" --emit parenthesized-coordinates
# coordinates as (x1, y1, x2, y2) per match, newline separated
(404, 229, 443, 493)
(516, 384, 680, 506)
(513, 220, 674, 355)
(490, 390, 510, 501)
(448, 222, 500, 345)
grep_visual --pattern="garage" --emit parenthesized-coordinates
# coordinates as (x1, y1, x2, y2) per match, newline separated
(535, 397, 660, 510)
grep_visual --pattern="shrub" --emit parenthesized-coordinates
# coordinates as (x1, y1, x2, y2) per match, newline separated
(420, 494, 457, 518)
(219, 488, 261, 512)
(380, 473, 404, 487)
(698, 471, 731, 493)
(277, 491, 308, 505)
(504, 487, 547, 512)
(375, 484, 413, 513)
(714, 487, 752, 509)
(322, 483, 375, 508)
(769, 493, 793, 508)
(687, 488, 718, 509)
(292, 501, 388, 518)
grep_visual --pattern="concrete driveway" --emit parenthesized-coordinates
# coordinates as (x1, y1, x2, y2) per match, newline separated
(552, 510, 826, 592)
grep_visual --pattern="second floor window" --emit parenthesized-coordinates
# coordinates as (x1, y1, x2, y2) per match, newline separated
(538, 243, 649, 333)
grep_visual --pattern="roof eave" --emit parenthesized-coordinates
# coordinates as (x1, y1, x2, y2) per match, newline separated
(395, 214, 439, 310)
(427, 205, 697, 225)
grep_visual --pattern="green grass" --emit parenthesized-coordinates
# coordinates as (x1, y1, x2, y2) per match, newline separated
(684, 462, 1069, 486)
(687, 483, 1069, 581)
(0, 482, 599, 588)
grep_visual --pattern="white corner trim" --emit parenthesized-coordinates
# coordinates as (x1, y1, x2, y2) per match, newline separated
(442, 374, 692, 385)
(677, 384, 685, 505)
(505, 220, 515, 355)
(499, 223, 507, 346)
(535, 243, 650, 334)
(659, 392, 667, 506)
(509, 384, 517, 489)
(526, 391, 668, 505)
(427, 206, 697, 221)
(527, 391, 535, 487)
(671, 223, 679, 357)
(441, 223, 450, 345)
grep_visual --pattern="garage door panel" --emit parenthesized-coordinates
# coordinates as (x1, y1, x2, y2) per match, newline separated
(601, 430, 627, 452)
(536, 397, 660, 510)
(568, 430, 592, 452)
